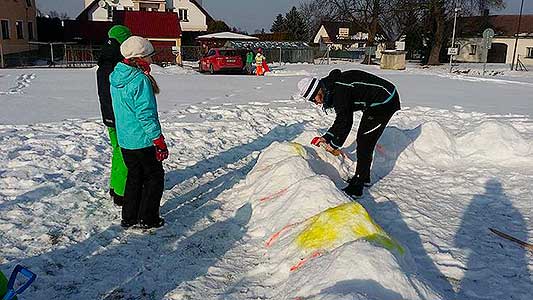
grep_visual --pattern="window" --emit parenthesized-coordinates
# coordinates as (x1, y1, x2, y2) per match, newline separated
(219, 50, 238, 56)
(469, 44, 477, 55)
(527, 47, 533, 58)
(26, 0, 32, 7)
(178, 9, 189, 22)
(207, 50, 216, 57)
(1, 20, 10, 40)
(16, 21, 23, 39)
(28, 21, 34, 40)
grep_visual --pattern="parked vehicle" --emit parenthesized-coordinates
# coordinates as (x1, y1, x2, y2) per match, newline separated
(199, 48, 244, 74)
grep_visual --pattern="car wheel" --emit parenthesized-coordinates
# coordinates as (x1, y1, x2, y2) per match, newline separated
(209, 64, 215, 75)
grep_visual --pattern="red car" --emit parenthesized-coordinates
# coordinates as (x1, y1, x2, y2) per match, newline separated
(199, 48, 244, 74)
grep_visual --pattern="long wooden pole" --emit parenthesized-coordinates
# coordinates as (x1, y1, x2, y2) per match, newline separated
(510, 0, 524, 71)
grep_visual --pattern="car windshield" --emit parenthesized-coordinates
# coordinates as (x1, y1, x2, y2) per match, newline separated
(219, 50, 238, 57)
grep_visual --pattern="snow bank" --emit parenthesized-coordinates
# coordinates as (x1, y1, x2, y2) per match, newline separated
(230, 142, 441, 299)
(375, 121, 533, 169)
(266, 68, 313, 77)
(150, 64, 198, 75)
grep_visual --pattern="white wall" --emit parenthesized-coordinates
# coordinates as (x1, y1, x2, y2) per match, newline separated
(89, 5, 110, 21)
(456, 37, 533, 66)
(87, 0, 135, 21)
(456, 38, 484, 63)
(496, 37, 533, 66)
(167, 0, 207, 31)
(313, 25, 328, 44)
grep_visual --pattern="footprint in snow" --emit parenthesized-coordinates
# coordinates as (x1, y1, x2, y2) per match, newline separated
(1, 73, 36, 95)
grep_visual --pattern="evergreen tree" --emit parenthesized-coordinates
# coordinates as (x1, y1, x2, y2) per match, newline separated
(285, 7, 307, 41)
(207, 20, 230, 33)
(271, 14, 287, 33)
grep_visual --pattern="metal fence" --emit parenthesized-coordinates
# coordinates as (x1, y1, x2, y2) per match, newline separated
(2, 43, 182, 68)
(181, 46, 202, 62)
(181, 45, 314, 64)
(262, 48, 314, 64)
(2, 44, 102, 68)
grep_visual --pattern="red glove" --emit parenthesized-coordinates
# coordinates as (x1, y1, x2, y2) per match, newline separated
(153, 135, 169, 161)
(311, 136, 326, 147)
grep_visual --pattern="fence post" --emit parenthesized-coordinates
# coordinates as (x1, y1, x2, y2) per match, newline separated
(0, 41, 4, 68)
(50, 43, 54, 66)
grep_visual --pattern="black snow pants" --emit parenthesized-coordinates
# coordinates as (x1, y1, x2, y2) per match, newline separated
(354, 110, 396, 182)
(121, 146, 164, 224)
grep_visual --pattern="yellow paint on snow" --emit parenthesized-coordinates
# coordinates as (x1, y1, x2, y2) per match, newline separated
(295, 203, 404, 255)
(290, 142, 307, 158)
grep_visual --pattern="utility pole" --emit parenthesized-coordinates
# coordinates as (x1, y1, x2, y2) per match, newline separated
(511, 0, 524, 71)
(449, 7, 460, 73)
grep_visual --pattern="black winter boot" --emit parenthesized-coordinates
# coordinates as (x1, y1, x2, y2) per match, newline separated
(343, 177, 364, 198)
(139, 217, 165, 229)
(110, 189, 124, 207)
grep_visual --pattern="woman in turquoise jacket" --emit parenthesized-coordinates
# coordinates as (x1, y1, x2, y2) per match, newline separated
(110, 36, 169, 229)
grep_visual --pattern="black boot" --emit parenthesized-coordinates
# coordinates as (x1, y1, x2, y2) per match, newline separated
(121, 219, 137, 229)
(110, 189, 124, 207)
(139, 217, 165, 229)
(343, 177, 364, 198)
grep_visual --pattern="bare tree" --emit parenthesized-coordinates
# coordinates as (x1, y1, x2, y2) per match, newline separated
(324, 0, 393, 63)
(298, 0, 333, 42)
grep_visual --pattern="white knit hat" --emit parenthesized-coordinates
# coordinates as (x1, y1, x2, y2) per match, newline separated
(120, 36, 155, 59)
(297, 77, 321, 101)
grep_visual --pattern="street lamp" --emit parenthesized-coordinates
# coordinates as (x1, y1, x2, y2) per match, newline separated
(510, 0, 525, 71)
(449, 7, 460, 73)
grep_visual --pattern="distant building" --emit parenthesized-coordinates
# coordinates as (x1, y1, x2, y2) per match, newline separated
(455, 15, 533, 66)
(80, 0, 211, 33)
(0, 0, 38, 66)
(166, 0, 212, 32)
(313, 21, 368, 51)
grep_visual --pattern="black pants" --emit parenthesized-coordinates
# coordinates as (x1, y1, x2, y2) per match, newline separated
(121, 146, 164, 224)
(355, 110, 396, 182)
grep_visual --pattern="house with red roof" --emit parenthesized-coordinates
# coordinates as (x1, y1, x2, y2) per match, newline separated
(455, 15, 533, 66)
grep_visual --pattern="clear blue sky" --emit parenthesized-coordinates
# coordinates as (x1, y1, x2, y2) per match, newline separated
(37, 0, 533, 33)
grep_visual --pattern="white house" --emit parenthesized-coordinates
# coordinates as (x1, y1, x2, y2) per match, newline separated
(313, 21, 368, 51)
(80, 1, 164, 21)
(80, 0, 212, 33)
(165, 0, 212, 32)
(455, 15, 533, 66)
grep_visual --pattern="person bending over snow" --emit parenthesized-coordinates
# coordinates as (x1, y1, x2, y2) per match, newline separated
(297, 69, 401, 197)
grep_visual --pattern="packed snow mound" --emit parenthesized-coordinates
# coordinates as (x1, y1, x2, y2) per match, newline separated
(230, 141, 441, 300)
(382, 121, 533, 168)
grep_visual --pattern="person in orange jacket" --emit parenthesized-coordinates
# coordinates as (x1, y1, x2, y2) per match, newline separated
(255, 48, 266, 76)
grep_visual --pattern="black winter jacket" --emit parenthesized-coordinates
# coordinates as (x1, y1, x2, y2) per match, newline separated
(97, 38, 124, 127)
(320, 69, 401, 148)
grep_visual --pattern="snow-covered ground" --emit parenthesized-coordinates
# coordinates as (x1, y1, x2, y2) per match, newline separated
(0, 62, 532, 299)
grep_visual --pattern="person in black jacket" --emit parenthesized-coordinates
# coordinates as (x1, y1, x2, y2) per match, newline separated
(297, 69, 401, 197)
(96, 25, 132, 206)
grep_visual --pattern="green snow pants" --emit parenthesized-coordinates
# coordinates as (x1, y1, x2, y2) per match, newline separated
(0, 270, 14, 300)
(108, 127, 128, 197)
